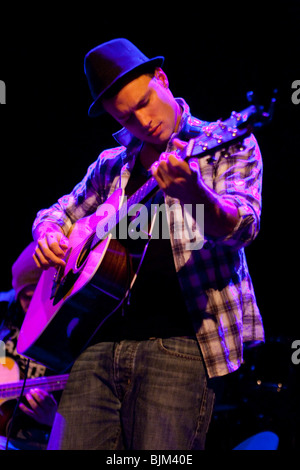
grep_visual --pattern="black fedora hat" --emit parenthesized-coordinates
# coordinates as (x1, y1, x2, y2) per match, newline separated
(84, 38, 164, 117)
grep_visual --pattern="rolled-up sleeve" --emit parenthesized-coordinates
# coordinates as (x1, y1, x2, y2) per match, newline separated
(211, 134, 263, 249)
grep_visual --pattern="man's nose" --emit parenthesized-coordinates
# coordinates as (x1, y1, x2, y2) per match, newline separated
(135, 109, 151, 130)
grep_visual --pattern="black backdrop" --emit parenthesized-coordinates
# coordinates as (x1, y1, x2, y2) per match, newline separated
(1, 3, 299, 340)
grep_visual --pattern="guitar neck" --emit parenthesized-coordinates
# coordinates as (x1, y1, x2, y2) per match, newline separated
(125, 175, 159, 211)
(91, 174, 160, 249)
(0, 374, 69, 400)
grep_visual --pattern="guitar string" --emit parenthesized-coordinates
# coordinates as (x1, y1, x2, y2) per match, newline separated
(0, 375, 69, 398)
(92, 176, 158, 247)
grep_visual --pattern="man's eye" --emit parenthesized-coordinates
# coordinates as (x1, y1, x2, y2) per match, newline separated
(118, 114, 130, 123)
(139, 98, 150, 108)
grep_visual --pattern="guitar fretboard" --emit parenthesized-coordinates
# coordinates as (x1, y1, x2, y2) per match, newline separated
(92, 175, 160, 248)
(0, 374, 69, 400)
(122, 175, 159, 215)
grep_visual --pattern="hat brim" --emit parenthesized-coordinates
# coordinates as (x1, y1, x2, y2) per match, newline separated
(88, 56, 164, 117)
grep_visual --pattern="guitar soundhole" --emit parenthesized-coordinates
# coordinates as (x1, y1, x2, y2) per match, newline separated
(76, 234, 95, 269)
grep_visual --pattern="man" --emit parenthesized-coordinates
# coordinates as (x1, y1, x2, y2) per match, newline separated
(32, 38, 264, 450)
(0, 242, 58, 450)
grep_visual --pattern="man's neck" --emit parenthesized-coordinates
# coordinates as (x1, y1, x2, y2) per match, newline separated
(139, 143, 163, 170)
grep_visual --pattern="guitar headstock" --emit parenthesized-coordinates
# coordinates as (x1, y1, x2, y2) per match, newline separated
(185, 89, 277, 159)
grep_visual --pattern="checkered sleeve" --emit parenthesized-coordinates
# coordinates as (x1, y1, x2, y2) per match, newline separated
(212, 134, 262, 249)
(32, 146, 125, 236)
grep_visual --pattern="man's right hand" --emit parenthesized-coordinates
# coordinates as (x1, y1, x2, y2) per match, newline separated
(33, 224, 69, 269)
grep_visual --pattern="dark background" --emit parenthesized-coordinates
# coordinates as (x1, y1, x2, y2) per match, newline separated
(0, 2, 299, 449)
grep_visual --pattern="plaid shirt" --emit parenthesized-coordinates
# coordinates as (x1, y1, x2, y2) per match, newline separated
(33, 98, 264, 378)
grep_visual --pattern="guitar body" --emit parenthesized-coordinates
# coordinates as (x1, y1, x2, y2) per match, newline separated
(17, 188, 150, 372)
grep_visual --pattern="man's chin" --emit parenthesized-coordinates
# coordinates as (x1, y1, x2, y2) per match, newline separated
(146, 131, 172, 150)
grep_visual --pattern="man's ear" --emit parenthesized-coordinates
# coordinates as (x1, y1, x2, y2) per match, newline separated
(154, 68, 169, 89)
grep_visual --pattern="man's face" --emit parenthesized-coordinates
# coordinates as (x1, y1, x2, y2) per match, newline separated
(102, 69, 180, 150)
(19, 285, 36, 313)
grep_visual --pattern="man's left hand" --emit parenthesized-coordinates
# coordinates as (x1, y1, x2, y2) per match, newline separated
(151, 139, 201, 203)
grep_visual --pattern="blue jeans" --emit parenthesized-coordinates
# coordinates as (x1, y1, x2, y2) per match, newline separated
(47, 337, 215, 450)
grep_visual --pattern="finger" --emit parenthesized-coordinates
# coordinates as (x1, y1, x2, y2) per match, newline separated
(33, 244, 52, 269)
(34, 243, 58, 268)
(154, 162, 188, 194)
(152, 159, 176, 187)
(59, 234, 69, 249)
(19, 390, 57, 425)
(46, 232, 68, 257)
(158, 151, 180, 165)
(19, 402, 37, 419)
(167, 154, 192, 175)
(172, 138, 188, 152)
(40, 234, 67, 261)
(157, 156, 191, 182)
(31, 387, 56, 402)
(32, 252, 42, 269)
(28, 389, 57, 409)
(151, 161, 167, 189)
(22, 391, 39, 412)
(23, 391, 47, 413)
(188, 159, 201, 178)
(36, 239, 66, 268)
(19, 398, 50, 425)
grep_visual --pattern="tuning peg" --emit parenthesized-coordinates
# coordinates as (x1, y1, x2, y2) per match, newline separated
(228, 127, 238, 137)
(217, 120, 227, 130)
(213, 133, 223, 144)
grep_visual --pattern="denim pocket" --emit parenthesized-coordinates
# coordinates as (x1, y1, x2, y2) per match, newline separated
(158, 336, 203, 361)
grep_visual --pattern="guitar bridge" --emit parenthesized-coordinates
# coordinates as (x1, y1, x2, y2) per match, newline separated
(50, 268, 64, 300)
(50, 248, 72, 300)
